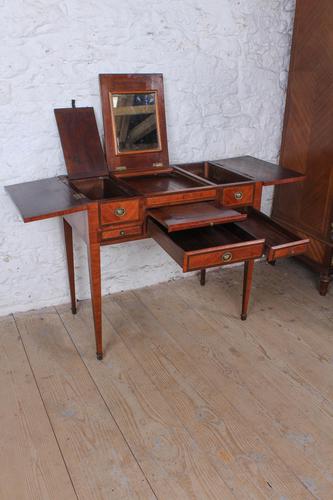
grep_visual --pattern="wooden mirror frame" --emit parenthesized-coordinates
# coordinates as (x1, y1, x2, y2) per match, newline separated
(99, 74, 169, 174)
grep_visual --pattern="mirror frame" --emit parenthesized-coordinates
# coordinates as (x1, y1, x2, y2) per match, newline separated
(99, 74, 169, 173)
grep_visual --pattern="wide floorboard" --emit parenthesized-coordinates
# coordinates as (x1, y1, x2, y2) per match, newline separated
(1, 260, 332, 499)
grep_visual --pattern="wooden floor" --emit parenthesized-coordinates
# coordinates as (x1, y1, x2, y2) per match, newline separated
(1, 260, 333, 500)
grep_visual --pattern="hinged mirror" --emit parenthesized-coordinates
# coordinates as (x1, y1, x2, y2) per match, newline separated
(100, 74, 169, 174)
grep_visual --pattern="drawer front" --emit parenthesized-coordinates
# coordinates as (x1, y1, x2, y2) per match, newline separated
(146, 189, 216, 208)
(101, 224, 142, 241)
(187, 241, 264, 271)
(101, 199, 140, 225)
(267, 242, 309, 262)
(221, 184, 254, 207)
(269, 218, 327, 265)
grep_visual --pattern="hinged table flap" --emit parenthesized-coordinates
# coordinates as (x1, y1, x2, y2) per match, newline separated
(5, 177, 89, 222)
(214, 156, 305, 186)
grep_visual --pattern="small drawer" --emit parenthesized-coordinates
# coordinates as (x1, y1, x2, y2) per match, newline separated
(101, 224, 142, 241)
(100, 199, 141, 225)
(268, 242, 309, 261)
(221, 184, 254, 207)
(148, 218, 265, 272)
(234, 209, 309, 262)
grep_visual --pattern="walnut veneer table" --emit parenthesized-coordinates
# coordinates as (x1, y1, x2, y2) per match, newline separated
(6, 74, 309, 359)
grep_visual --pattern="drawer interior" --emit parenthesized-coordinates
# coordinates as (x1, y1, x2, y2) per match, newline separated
(122, 171, 207, 195)
(169, 225, 257, 251)
(176, 162, 250, 185)
(234, 209, 309, 260)
(147, 202, 247, 232)
(71, 177, 135, 200)
(149, 218, 259, 251)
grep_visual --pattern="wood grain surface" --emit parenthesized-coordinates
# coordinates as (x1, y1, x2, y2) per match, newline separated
(2, 259, 332, 498)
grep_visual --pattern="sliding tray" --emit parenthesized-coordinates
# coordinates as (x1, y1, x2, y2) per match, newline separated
(234, 209, 309, 262)
(147, 218, 265, 272)
(147, 202, 247, 232)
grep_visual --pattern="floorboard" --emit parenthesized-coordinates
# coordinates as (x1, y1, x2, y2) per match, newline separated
(0, 316, 76, 500)
(133, 282, 330, 498)
(14, 308, 156, 500)
(110, 289, 311, 498)
(1, 259, 332, 499)
(58, 301, 235, 500)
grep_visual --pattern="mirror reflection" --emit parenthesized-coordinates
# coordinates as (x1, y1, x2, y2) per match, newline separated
(110, 92, 160, 153)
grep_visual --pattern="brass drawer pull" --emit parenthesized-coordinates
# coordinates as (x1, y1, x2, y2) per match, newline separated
(222, 251, 233, 263)
(234, 191, 243, 201)
(120, 230, 126, 236)
(114, 207, 126, 217)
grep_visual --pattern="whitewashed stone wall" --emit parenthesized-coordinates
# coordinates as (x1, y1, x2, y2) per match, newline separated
(0, 0, 296, 315)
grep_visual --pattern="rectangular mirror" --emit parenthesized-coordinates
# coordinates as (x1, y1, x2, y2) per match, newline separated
(100, 74, 169, 171)
(110, 91, 161, 154)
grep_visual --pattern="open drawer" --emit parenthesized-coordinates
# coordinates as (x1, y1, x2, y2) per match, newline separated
(147, 218, 265, 272)
(234, 209, 309, 262)
(147, 202, 247, 232)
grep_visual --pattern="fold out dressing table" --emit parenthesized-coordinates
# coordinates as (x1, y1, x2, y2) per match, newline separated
(6, 74, 309, 359)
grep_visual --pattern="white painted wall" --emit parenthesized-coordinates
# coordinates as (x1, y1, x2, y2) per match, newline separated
(0, 0, 295, 315)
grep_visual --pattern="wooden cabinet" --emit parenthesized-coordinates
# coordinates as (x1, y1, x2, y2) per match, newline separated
(272, 0, 333, 295)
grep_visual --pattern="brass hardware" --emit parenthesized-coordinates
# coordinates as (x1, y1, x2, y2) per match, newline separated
(222, 251, 233, 263)
(152, 162, 163, 167)
(114, 207, 126, 217)
(234, 191, 243, 201)
(115, 166, 127, 171)
(120, 230, 126, 236)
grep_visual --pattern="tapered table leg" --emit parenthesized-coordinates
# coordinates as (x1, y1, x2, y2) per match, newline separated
(88, 240, 102, 360)
(63, 218, 77, 315)
(241, 259, 255, 321)
(87, 205, 103, 360)
(319, 272, 330, 296)
(200, 269, 206, 286)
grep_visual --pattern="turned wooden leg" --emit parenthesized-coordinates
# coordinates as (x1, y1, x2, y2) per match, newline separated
(63, 219, 77, 315)
(269, 260, 276, 266)
(88, 240, 103, 360)
(241, 260, 255, 321)
(319, 273, 330, 296)
(200, 269, 206, 286)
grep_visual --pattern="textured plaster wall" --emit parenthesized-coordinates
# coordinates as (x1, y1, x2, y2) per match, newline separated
(0, 0, 296, 315)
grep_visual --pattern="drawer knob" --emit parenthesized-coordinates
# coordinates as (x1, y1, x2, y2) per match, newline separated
(114, 207, 126, 217)
(222, 251, 233, 263)
(234, 191, 243, 201)
(120, 230, 126, 236)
